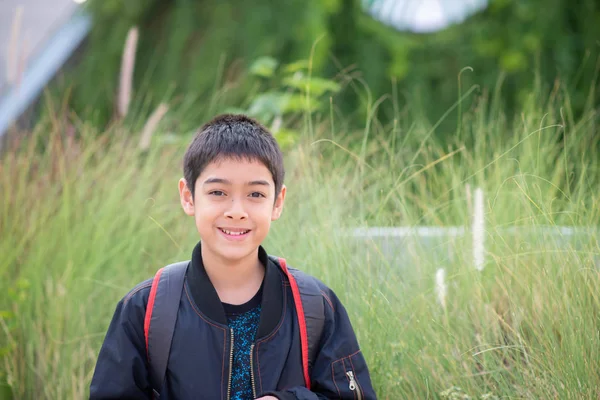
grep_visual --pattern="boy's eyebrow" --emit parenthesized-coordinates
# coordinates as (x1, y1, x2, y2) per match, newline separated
(202, 178, 271, 186)
(248, 180, 271, 187)
(203, 178, 231, 185)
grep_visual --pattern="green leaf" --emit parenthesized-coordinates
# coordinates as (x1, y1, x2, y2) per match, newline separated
(273, 128, 298, 149)
(500, 50, 527, 72)
(282, 94, 321, 113)
(249, 57, 279, 78)
(247, 92, 289, 120)
(283, 60, 310, 74)
(282, 76, 340, 96)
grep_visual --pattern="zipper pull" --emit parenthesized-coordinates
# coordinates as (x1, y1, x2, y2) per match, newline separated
(346, 371, 357, 391)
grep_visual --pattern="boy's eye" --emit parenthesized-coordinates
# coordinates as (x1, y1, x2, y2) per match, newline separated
(209, 190, 226, 196)
(249, 192, 265, 198)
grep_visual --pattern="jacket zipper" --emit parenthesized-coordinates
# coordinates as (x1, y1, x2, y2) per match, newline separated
(250, 344, 257, 398)
(227, 328, 234, 400)
(346, 371, 363, 400)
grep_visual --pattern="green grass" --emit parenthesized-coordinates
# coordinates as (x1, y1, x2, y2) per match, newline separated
(1, 82, 599, 399)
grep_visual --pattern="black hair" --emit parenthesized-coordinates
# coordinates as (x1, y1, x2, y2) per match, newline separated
(183, 114, 285, 198)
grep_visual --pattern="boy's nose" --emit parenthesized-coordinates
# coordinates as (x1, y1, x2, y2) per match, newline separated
(224, 198, 248, 219)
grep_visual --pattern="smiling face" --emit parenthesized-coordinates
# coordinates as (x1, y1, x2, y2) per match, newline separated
(179, 157, 286, 266)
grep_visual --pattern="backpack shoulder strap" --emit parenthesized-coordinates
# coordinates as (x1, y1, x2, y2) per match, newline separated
(144, 261, 189, 397)
(275, 257, 325, 388)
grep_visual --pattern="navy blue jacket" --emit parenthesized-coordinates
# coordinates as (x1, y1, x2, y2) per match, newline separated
(90, 243, 376, 399)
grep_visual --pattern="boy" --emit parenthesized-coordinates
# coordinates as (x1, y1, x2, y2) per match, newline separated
(90, 114, 376, 399)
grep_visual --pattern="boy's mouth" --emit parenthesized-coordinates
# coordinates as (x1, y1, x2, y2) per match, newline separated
(218, 228, 251, 237)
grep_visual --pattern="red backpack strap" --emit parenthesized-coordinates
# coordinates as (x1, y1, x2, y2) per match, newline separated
(277, 257, 325, 389)
(143, 261, 189, 398)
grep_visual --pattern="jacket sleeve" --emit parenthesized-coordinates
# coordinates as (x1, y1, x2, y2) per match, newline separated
(89, 284, 152, 400)
(265, 286, 377, 400)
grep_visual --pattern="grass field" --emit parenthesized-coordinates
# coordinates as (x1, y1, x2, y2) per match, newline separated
(1, 81, 599, 398)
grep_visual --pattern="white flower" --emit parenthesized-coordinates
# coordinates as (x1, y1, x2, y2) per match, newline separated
(436, 268, 447, 310)
(118, 27, 139, 118)
(473, 187, 485, 271)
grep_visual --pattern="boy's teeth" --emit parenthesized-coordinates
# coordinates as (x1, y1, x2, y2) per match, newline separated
(221, 229, 249, 236)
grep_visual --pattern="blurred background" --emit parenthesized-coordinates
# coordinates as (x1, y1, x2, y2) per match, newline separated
(1, 0, 598, 137)
(1, 1, 599, 399)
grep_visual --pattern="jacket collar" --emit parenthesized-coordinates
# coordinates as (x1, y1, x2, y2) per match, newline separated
(186, 241, 284, 338)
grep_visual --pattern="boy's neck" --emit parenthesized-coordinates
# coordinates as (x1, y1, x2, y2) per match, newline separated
(200, 245, 265, 305)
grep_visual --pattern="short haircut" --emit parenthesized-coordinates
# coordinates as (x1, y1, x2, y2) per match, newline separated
(183, 114, 285, 198)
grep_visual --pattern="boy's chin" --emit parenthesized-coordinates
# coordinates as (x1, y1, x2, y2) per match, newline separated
(203, 242, 259, 263)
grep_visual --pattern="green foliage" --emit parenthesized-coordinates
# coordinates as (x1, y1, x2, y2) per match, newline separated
(225, 56, 341, 147)
(376, 0, 600, 123)
(52, 0, 598, 138)
(52, 0, 340, 129)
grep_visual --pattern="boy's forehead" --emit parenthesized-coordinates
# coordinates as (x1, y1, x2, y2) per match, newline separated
(197, 157, 274, 182)
(207, 156, 268, 170)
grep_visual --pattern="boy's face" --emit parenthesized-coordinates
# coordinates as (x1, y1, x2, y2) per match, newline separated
(178, 158, 286, 265)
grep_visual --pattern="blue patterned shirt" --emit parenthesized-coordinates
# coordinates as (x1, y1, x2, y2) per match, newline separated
(223, 285, 262, 400)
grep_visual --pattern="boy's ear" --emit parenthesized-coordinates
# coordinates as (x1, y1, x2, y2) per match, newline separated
(179, 178, 195, 216)
(271, 184, 286, 221)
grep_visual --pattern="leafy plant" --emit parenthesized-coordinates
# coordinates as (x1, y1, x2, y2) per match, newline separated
(226, 56, 341, 148)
